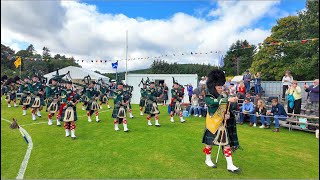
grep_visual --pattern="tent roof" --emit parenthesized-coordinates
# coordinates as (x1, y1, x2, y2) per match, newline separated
(231, 75, 243, 83)
(44, 66, 109, 81)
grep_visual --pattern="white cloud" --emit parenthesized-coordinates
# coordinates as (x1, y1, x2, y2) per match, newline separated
(1, 0, 289, 73)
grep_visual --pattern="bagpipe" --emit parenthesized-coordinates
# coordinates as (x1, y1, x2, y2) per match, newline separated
(123, 84, 134, 102)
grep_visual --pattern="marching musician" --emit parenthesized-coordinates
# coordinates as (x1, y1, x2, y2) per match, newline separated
(5, 77, 20, 107)
(1, 75, 8, 101)
(202, 69, 240, 173)
(99, 81, 111, 109)
(123, 84, 134, 119)
(145, 82, 161, 127)
(30, 74, 46, 121)
(45, 77, 61, 126)
(112, 82, 129, 132)
(60, 81, 79, 139)
(169, 82, 186, 123)
(139, 83, 148, 116)
(19, 76, 32, 116)
(85, 81, 100, 122)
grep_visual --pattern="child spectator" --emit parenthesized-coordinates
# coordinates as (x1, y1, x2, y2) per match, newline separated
(198, 95, 206, 117)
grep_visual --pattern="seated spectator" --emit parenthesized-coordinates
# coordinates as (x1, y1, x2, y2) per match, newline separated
(198, 95, 207, 117)
(237, 81, 246, 99)
(253, 94, 261, 107)
(239, 98, 255, 125)
(245, 92, 255, 102)
(188, 94, 199, 116)
(253, 99, 270, 129)
(304, 79, 319, 112)
(266, 99, 288, 132)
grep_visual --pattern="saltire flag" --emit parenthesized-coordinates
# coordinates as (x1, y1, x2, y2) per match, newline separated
(112, 61, 118, 69)
(14, 57, 22, 68)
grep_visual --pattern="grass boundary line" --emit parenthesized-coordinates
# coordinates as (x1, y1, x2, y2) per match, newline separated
(1, 117, 33, 180)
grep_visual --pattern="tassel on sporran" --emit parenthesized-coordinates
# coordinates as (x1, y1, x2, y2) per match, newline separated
(63, 107, 75, 122)
(32, 96, 41, 108)
(213, 125, 229, 146)
(151, 102, 159, 114)
(117, 106, 126, 118)
(175, 102, 181, 113)
(23, 96, 31, 105)
(48, 102, 58, 113)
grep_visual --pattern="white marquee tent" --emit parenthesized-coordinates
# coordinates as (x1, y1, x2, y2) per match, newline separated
(44, 66, 109, 82)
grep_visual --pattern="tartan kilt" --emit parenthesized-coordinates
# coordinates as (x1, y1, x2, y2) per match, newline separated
(202, 117, 240, 152)
(99, 95, 108, 103)
(8, 93, 16, 100)
(46, 100, 61, 113)
(145, 101, 160, 116)
(112, 105, 120, 118)
(139, 98, 146, 107)
(86, 100, 98, 111)
(61, 106, 77, 121)
(30, 96, 46, 107)
(170, 101, 182, 113)
(162, 94, 168, 100)
(19, 95, 26, 105)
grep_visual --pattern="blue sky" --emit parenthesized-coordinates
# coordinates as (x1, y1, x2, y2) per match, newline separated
(81, 0, 306, 29)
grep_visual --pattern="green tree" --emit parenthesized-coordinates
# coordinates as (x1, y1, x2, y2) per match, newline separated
(42, 46, 51, 60)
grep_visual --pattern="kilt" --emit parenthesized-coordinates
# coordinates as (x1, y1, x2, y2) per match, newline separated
(202, 116, 240, 152)
(8, 93, 16, 100)
(46, 100, 61, 113)
(99, 95, 108, 103)
(86, 100, 99, 111)
(139, 98, 146, 107)
(145, 101, 160, 117)
(112, 105, 120, 118)
(170, 101, 182, 113)
(30, 96, 46, 107)
(162, 94, 168, 100)
(19, 95, 26, 105)
(61, 106, 77, 121)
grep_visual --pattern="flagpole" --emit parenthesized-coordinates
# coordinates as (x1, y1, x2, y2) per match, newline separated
(125, 30, 128, 81)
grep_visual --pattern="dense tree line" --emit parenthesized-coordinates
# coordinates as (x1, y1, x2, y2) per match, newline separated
(1, 44, 80, 77)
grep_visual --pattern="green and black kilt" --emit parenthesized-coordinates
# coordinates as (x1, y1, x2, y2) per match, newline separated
(30, 96, 46, 107)
(46, 99, 61, 113)
(139, 98, 146, 107)
(170, 101, 182, 113)
(86, 100, 98, 111)
(60, 106, 77, 121)
(99, 94, 108, 103)
(112, 105, 120, 118)
(163, 94, 168, 100)
(145, 101, 160, 117)
(19, 95, 26, 105)
(202, 116, 240, 152)
(8, 92, 16, 100)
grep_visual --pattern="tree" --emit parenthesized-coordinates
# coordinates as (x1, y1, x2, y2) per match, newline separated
(42, 46, 51, 60)
(26, 44, 35, 56)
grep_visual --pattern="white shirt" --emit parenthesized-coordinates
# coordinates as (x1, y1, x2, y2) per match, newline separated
(282, 76, 293, 86)
(199, 80, 206, 85)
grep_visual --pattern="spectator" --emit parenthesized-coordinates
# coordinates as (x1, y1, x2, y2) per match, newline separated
(229, 83, 237, 96)
(199, 76, 206, 86)
(200, 84, 206, 97)
(266, 98, 288, 132)
(304, 79, 319, 112)
(253, 99, 270, 129)
(237, 81, 246, 98)
(253, 72, 262, 95)
(225, 78, 231, 90)
(162, 83, 169, 106)
(281, 70, 293, 100)
(187, 84, 193, 104)
(235, 81, 240, 93)
(253, 94, 261, 106)
(286, 80, 302, 114)
(243, 69, 252, 93)
(198, 95, 206, 117)
(188, 94, 199, 116)
(239, 98, 255, 125)
(245, 92, 255, 103)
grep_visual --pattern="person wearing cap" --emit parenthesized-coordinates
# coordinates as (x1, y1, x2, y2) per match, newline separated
(19, 76, 32, 116)
(30, 74, 46, 121)
(202, 69, 240, 173)
(85, 81, 100, 123)
(112, 82, 129, 132)
(169, 82, 186, 123)
(199, 76, 206, 86)
(45, 77, 61, 126)
(60, 81, 80, 139)
(242, 70, 251, 93)
(145, 82, 162, 126)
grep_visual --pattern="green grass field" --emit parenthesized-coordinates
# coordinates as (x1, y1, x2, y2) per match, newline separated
(1, 97, 319, 179)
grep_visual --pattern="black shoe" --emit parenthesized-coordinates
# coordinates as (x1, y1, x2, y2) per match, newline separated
(228, 168, 241, 173)
(155, 125, 161, 127)
(72, 137, 76, 140)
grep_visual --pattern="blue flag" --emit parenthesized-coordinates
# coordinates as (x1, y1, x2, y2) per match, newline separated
(112, 61, 118, 69)
(218, 55, 224, 67)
